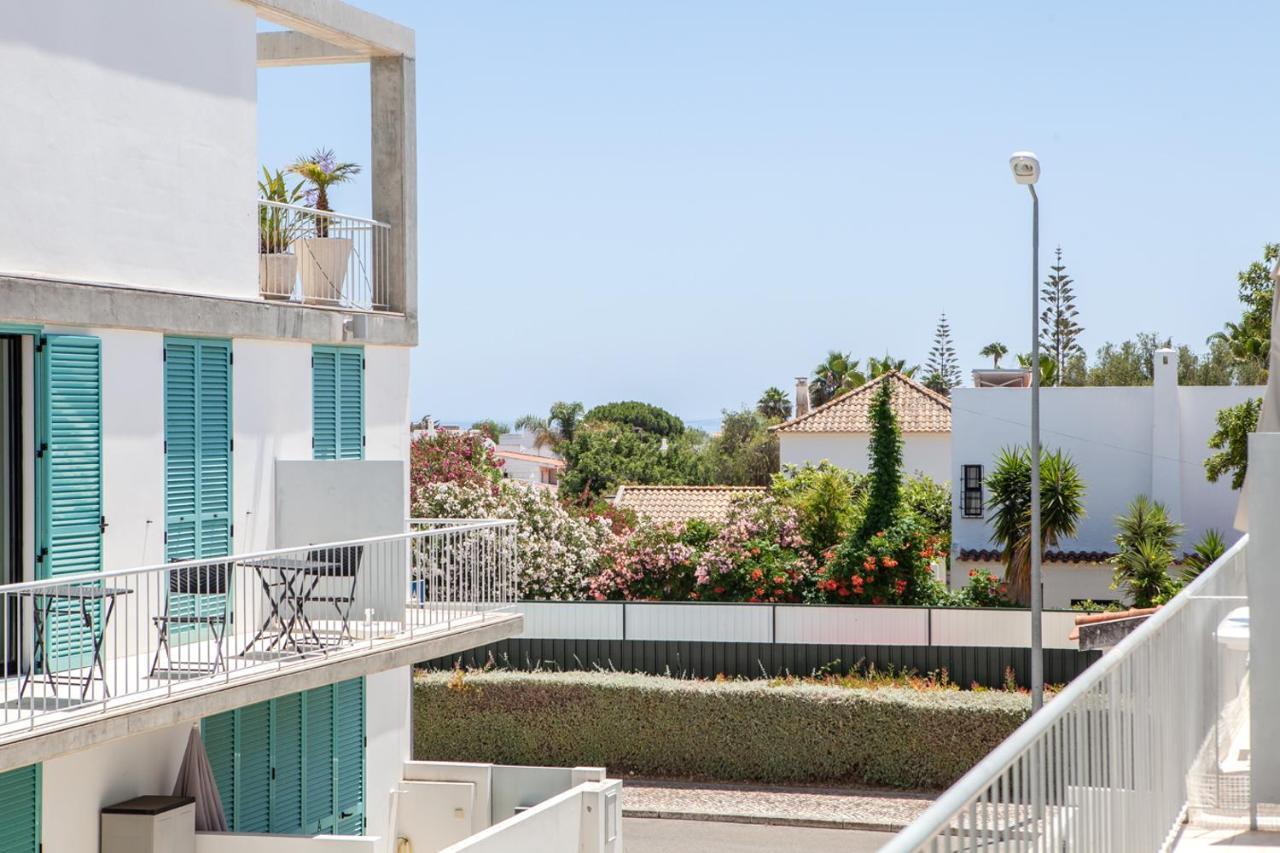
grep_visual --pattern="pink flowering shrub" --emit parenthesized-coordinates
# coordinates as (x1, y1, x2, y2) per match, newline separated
(410, 432, 503, 491)
(590, 522, 701, 600)
(692, 495, 815, 603)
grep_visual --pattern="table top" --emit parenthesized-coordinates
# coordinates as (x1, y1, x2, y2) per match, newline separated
(243, 557, 344, 573)
(17, 585, 133, 600)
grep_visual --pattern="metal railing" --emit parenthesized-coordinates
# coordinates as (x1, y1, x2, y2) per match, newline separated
(257, 200, 391, 311)
(0, 521, 516, 744)
(886, 535, 1250, 852)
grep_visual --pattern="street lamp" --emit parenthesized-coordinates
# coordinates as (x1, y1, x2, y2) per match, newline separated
(1010, 150, 1044, 714)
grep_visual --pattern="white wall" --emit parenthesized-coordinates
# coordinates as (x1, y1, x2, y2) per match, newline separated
(0, 0, 257, 298)
(42, 719, 192, 853)
(950, 383, 1261, 557)
(364, 345, 412, 522)
(366, 666, 412, 846)
(779, 432, 951, 482)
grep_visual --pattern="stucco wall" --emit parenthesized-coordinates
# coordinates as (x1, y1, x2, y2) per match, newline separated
(779, 432, 951, 482)
(0, 0, 257, 298)
(952, 559, 1124, 610)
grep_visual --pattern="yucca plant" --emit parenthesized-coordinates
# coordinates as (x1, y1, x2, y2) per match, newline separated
(287, 148, 361, 237)
(1109, 496, 1183, 607)
(1179, 528, 1226, 584)
(985, 447, 1086, 606)
(257, 167, 305, 253)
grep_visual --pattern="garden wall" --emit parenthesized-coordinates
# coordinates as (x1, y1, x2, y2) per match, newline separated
(413, 671, 1029, 790)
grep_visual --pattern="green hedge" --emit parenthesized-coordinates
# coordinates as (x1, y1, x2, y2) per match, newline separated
(413, 670, 1028, 790)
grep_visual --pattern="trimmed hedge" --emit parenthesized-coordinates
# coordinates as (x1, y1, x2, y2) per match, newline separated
(413, 670, 1028, 790)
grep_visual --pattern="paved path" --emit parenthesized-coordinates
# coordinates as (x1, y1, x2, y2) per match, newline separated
(622, 779, 934, 831)
(624, 817, 889, 853)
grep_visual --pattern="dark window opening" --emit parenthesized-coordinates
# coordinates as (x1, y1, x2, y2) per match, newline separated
(962, 464, 984, 518)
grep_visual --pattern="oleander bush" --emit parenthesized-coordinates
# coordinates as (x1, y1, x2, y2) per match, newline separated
(413, 670, 1029, 790)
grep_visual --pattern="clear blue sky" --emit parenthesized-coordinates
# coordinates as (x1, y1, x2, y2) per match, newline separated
(258, 2, 1278, 430)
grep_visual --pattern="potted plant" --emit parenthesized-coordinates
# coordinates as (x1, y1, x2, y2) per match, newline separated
(288, 149, 361, 305)
(258, 167, 305, 299)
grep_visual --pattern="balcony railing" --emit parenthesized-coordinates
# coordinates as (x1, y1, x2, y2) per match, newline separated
(0, 520, 516, 745)
(886, 535, 1249, 852)
(258, 200, 391, 311)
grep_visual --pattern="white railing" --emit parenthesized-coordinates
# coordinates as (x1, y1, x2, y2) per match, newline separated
(258, 200, 391, 311)
(886, 535, 1250, 852)
(0, 521, 516, 744)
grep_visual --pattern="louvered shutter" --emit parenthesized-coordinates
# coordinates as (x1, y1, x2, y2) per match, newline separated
(270, 691, 304, 834)
(313, 346, 363, 460)
(237, 700, 272, 832)
(196, 339, 232, 558)
(304, 685, 335, 832)
(334, 677, 365, 834)
(202, 711, 237, 829)
(37, 334, 103, 669)
(0, 764, 40, 853)
(164, 339, 199, 562)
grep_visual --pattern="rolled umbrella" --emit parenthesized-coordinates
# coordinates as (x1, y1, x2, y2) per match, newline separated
(172, 725, 229, 832)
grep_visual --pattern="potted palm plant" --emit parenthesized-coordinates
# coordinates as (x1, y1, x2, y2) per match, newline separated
(258, 167, 305, 299)
(288, 149, 361, 305)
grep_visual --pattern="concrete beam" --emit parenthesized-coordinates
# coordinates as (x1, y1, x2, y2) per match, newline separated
(257, 31, 367, 67)
(2, 275, 417, 347)
(371, 56, 417, 323)
(0, 614, 521, 773)
(244, 0, 414, 58)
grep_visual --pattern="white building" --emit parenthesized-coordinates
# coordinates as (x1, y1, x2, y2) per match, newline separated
(950, 348, 1262, 607)
(0, 3, 619, 851)
(494, 433, 564, 488)
(773, 371, 952, 483)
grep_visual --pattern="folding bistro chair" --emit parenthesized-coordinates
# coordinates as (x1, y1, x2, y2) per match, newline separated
(149, 561, 232, 677)
(299, 545, 363, 646)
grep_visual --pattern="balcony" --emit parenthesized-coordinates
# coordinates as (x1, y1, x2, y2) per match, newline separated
(0, 520, 519, 767)
(258, 201, 391, 311)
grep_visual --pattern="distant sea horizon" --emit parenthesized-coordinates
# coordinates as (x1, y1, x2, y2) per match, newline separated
(430, 414, 726, 435)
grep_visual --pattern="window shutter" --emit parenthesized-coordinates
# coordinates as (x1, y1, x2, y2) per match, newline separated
(0, 764, 40, 853)
(334, 677, 365, 834)
(38, 334, 103, 670)
(202, 711, 237, 829)
(313, 346, 364, 461)
(237, 701, 272, 833)
(270, 692, 304, 834)
(164, 339, 199, 562)
(304, 685, 335, 833)
(196, 340, 232, 558)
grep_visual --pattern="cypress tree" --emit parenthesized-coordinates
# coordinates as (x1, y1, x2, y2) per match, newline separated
(924, 313, 962, 394)
(857, 378, 903, 540)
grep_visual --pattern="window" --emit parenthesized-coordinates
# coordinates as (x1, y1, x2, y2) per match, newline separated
(203, 678, 365, 835)
(962, 464, 984, 518)
(313, 346, 364, 460)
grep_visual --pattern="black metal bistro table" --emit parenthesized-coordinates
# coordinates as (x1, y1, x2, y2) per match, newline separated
(241, 557, 343, 654)
(17, 585, 133, 701)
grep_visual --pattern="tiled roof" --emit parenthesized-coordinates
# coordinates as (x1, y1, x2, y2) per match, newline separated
(493, 448, 565, 468)
(771, 371, 951, 434)
(958, 548, 1117, 564)
(613, 485, 766, 525)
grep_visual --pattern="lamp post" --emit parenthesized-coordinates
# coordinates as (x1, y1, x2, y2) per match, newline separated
(1010, 150, 1044, 714)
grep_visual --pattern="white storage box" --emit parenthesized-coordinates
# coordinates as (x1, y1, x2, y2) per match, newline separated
(101, 795, 195, 853)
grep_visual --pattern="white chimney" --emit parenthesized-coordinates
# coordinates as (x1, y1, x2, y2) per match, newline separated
(795, 376, 810, 418)
(1150, 346, 1182, 525)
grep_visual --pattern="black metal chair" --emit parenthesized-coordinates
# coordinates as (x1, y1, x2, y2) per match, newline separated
(149, 562, 232, 677)
(300, 545, 363, 646)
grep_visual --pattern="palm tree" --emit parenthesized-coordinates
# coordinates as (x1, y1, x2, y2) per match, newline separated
(980, 342, 1009, 369)
(288, 148, 361, 236)
(986, 447, 1086, 606)
(1208, 322, 1269, 380)
(867, 355, 919, 379)
(516, 401, 584, 450)
(1110, 495, 1183, 607)
(1179, 529, 1226, 584)
(756, 387, 792, 421)
(810, 351, 865, 406)
(1017, 352, 1058, 387)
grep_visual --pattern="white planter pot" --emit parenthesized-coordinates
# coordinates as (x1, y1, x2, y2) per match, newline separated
(258, 252, 298, 300)
(297, 237, 353, 305)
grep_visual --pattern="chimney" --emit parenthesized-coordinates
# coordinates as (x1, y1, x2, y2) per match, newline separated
(795, 377, 810, 418)
(1150, 346, 1182, 526)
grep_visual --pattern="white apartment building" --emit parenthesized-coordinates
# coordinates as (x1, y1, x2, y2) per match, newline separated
(0, 2, 619, 851)
(950, 348, 1261, 607)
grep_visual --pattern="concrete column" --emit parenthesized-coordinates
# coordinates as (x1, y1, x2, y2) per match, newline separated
(371, 55, 417, 333)
(1247, 432, 1280, 801)
(1150, 347, 1182, 522)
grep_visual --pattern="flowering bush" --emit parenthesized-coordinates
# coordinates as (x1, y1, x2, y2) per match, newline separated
(692, 495, 815, 602)
(589, 522, 701, 600)
(412, 480, 613, 600)
(409, 432, 503, 491)
(812, 516, 945, 605)
(951, 569, 1015, 608)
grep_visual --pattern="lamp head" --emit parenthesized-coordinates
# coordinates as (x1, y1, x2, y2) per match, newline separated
(1009, 151, 1040, 185)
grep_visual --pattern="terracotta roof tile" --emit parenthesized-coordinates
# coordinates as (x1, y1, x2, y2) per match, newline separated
(613, 485, 766, 525)
(771, 372, 951, 434)
(958, 548, 1118, 564)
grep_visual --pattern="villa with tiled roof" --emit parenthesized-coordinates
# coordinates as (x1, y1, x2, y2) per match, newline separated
(771, 371, 952, 482)
(613, 485, 766, 525)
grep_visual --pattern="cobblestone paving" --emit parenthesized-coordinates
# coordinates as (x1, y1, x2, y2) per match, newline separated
(621, 779, 936, 831)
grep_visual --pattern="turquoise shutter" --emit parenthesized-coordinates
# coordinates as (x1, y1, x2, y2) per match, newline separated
(270, 691, 305, 834)
(304, 685, 335, 832)
(37, 335, 103, 669)
(164, 339, 199, 562)
(312, 346, 363, 460)
(0, 764, 40, 853)
(238, 701, 272, 833)
(196, 339, 233, 557)
(334, 677, 365, 834)
(203, 711, 237, 829)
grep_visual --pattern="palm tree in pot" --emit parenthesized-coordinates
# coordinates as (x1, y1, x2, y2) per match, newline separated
(288, 149, 361, 304)
(258, 167, 306, 299)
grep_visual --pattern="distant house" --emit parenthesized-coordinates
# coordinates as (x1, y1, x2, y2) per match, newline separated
(771, 371, 951, 482)
(614, 485, 766, 525)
